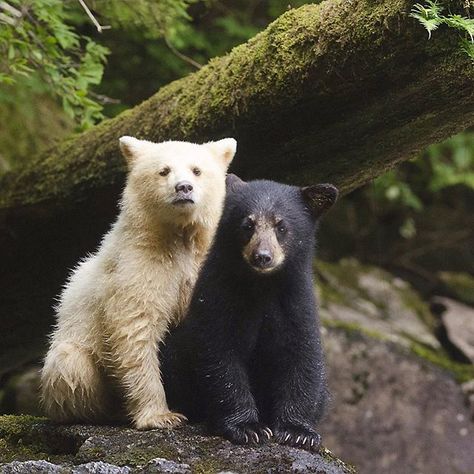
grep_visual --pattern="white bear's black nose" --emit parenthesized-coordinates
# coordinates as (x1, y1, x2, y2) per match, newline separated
(175, 181, 193, 194)
(252, 250, 273, 267)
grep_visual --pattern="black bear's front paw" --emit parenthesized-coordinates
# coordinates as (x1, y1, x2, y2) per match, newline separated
(274, 424, 321, 451)
(220, 422, 273, 445)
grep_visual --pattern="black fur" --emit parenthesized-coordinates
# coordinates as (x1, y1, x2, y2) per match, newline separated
(162, 178, 337, 451)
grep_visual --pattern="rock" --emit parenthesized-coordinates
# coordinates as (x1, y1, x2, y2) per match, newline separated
(0, 461, 132, 474)
(3, 259, 474, 473)
(3, 327, 474, 473)
(0, 416, 354, 474)
(320, 328, 474, 474)
(434, 297, 474, 364)
(316, 259, 440, 349)
(0, 460, 65, 473)
(73, 462, 131, 474)
(139, 458, 190, 473)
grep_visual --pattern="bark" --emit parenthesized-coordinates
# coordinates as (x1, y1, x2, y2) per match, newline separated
(0, 0, 473, 373)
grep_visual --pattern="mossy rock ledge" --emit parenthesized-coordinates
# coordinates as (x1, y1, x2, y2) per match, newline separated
(0, 416, 355, 473)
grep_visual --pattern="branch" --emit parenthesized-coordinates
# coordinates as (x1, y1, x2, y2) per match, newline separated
(89, 91, 121, 105)
(163, 35, 203, 70)
(145, 1, 202, 70)
(0, 1, 21, 19)
(1, 0, 472, 212)
(77, 0, 110, 33)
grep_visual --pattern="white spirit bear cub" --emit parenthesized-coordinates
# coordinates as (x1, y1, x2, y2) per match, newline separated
(41, 136, 236, 429)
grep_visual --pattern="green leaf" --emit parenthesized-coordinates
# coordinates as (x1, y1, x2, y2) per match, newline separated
(7, 44, 15, 60)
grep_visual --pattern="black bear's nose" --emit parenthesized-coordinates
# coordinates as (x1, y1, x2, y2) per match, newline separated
(175, 181, 193, 194)
(253, 250, 273, 267)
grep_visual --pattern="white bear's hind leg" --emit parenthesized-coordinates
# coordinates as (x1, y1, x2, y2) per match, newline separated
(41, 341, 106, 423)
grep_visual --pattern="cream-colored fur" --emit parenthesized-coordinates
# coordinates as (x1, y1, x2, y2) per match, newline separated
(41, 136, 236, 429)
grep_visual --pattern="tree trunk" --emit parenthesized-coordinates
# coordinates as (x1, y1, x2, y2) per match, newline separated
(0, 0, 473, 374)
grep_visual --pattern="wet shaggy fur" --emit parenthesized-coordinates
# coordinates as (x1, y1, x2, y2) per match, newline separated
(41, 136, 236, 430)
(162, 177, 338, 450)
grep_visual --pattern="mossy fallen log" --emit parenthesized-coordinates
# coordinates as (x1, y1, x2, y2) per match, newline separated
(1, 0, 473, 373)
(1, 0, 473, 211)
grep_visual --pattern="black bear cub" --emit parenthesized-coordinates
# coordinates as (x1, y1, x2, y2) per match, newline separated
(162, 175, 338, 451)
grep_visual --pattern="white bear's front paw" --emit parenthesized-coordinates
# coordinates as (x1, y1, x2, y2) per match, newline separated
(134, 411, 187, 430)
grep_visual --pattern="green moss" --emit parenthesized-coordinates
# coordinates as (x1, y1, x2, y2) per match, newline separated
(317, 258, 439, 339)
(396, 285, 437, 331)
(0, 415, 51, 463)
(325, 321, 474, 384)
(0, 415, 46, 440)
(410, 342, 474, 383)
(317, 279, 346, 306)
(0, 438, 49, 464)
(317, 259, 396, 307)
(439, 271, 474, 306)
(0, 416, 182, 467)
(101, 445, 180, 467)
(315, 259, 374, 309)
(316, 259, 366, 294)
(320, 446, 357, 474)
(1, 0, 471, 210)
(181, 436, 231, 473)
(192, 457, 223, 474)
(322, 318, 389, 342)
(316, 259, 396, 318)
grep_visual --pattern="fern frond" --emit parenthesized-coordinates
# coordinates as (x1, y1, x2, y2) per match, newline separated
(410, 2, 443, 39)
(411, 0, 474, 60)
(443, 15, 474, 41)
(460, 37, 474, 59)
(424, 0, 444, 17)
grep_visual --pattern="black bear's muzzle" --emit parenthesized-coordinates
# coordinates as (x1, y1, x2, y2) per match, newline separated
(251, 249, 273, 269)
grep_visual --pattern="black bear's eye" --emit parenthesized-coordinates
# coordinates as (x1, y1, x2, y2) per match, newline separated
(159, 167, 170, 177)
(241, 217, 254, 231)
(276, 221, 287, 234)
(192, 167, 201, 176)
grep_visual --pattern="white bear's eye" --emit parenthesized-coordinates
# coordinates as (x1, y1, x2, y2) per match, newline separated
(159, 167, 170, 177)
(192, 167, 201, 176)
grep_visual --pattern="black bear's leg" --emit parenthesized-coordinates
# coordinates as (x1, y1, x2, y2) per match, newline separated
(200, 352, 272, 445)
(265, 334, 326, 451)
(271, 381, 325, 451)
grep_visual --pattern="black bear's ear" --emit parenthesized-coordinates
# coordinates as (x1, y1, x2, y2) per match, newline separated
(301, 183, 338, 217)
(226, 173, 247, 192)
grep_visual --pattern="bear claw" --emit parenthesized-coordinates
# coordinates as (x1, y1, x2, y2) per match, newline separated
(274, 425, 321, 452)
(221, 422, 273, 445)
(263, 427, 273, 439)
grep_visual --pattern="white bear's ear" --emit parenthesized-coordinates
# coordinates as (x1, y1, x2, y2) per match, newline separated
(119, 136, 142, 166)
(206, 138, 237, 168)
